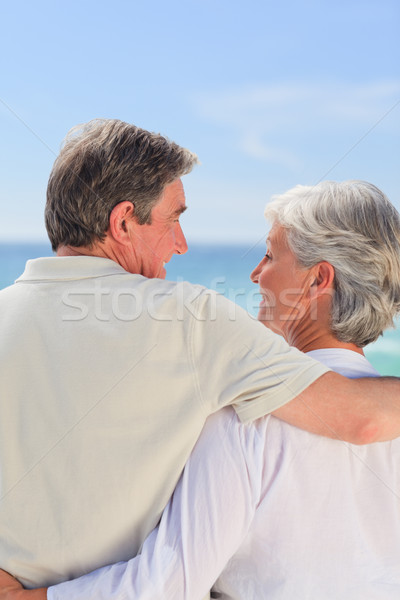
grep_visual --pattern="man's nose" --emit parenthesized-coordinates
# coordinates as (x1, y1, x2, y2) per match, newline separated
(175, 222, 188, 255)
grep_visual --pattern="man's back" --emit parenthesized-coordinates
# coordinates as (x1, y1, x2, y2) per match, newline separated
(0, 255, 322, 587)
(0, 256, 205, 586)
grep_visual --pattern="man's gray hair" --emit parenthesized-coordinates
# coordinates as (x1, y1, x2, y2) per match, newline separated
(45, 119, 199, 251)
(264, 180, 400, 347)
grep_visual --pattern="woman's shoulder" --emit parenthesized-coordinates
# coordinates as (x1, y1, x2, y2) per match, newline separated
(306, 348, 380, 378)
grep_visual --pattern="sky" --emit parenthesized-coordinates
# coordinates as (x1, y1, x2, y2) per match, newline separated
(0, 0, 399, 245)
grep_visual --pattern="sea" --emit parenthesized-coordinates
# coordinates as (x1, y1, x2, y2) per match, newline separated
(1, 242, 399, 377)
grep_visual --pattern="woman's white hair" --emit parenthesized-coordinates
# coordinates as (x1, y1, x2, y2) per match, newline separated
(264, 180, 400, 347)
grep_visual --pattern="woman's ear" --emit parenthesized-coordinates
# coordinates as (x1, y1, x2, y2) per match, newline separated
(310, 262, 335, 298)
(108, 202, 135, 244)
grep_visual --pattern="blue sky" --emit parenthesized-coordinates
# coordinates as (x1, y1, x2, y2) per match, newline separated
(1, 0, 399, 244)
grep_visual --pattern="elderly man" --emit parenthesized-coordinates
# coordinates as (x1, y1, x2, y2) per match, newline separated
(0, 120, 400, 599)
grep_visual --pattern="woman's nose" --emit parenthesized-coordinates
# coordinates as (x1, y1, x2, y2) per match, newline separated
(250, 260, 263, 283)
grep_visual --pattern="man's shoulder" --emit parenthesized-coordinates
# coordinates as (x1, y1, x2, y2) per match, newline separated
(141, 279, 256, 326)
(0, 281, 23, 304)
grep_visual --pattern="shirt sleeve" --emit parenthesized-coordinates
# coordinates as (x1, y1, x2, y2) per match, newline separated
(190, 290, 330, 422)
(47, 408, 263, 600)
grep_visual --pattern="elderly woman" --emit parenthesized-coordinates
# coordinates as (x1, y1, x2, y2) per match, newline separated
(2, 180, 400, 599)
(254, 179, 400, 365)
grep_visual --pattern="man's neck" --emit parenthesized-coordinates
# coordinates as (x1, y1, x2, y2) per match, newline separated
(56, 241, 141, 276)
(57, 245, 103, 258)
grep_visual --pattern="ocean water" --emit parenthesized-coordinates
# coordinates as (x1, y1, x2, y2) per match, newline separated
(1, 242, 399, 376)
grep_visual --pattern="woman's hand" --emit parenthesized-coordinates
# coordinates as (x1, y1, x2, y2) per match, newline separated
(0, 570, 47, 600)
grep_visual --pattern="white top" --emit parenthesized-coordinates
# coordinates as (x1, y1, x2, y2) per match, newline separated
(306, 347, 380, 378)
(49, 349, 400, 599)
(0, 256, 329, 588)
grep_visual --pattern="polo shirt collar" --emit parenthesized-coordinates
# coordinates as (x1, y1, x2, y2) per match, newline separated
(16, 256, 133, 282)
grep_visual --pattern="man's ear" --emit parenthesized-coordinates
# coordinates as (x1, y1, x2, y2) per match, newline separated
(108, 202, 135, 244)
(310, 262, 335, 298)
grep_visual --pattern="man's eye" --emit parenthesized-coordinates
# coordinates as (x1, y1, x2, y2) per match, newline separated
(265, 252, 272, 260)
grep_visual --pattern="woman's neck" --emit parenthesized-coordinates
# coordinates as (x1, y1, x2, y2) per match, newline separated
(282, 317, 364, 356)
(295, 332, 364, 355)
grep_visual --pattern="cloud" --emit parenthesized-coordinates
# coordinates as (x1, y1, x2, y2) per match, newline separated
(192, 81, 400, 170)
(241, 132, 302, 170)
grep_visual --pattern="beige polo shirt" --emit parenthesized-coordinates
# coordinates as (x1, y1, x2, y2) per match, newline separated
(0, 256, 329, 587)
